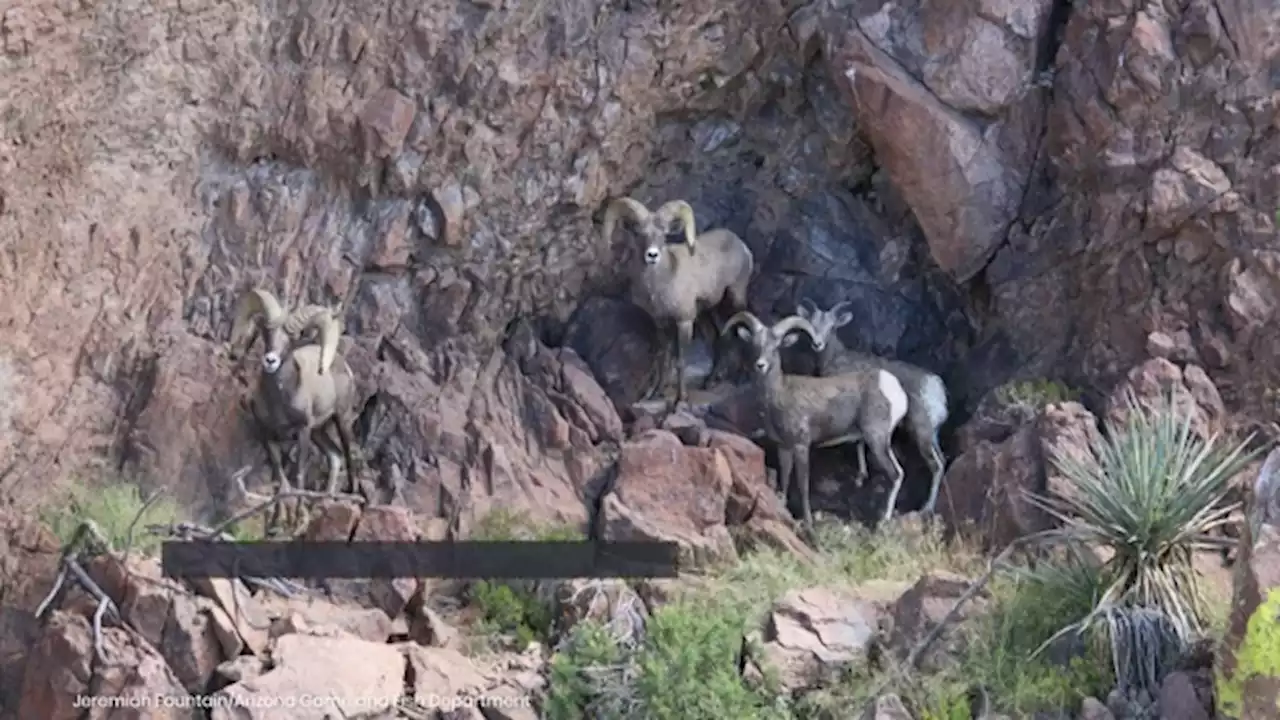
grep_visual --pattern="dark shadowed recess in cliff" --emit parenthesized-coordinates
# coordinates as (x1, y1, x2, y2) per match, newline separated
(553, 53, 984, 519)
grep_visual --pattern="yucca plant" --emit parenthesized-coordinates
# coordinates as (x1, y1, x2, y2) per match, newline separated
(1026, 389, 1261, 692)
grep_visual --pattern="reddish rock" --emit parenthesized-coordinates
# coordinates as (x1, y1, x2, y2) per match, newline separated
(599, 430, 737, 569)
(0, 510, 61, 704)
(19, 611, 194, 720)
(360, 88, 417, 159)
(941, 398, 1100, 549)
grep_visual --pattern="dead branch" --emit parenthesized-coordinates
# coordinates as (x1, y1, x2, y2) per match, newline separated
(143, 521, 309, 599)
(34, 522, 129, 666)
(33, 563, 68, 618)
(904, 540, 1021, 670)
(866, 532, 1047, 701)
(213, 470, 365, 538)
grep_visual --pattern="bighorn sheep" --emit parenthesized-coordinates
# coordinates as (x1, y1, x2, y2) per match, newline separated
(602, 196, 754, 408)
(796, 299, 950, 515)
(725, 311, 909, 527)
(228, 289, 361, 514)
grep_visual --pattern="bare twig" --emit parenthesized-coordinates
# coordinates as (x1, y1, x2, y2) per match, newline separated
(92, 595, 112, 662)
(867, 532, 1048, 700)
(36, 525, 126, 666)
(34, 563, 69, 619)
(213, 471, 363, 537)
(143, 521, 308, 599)
(905, 539, 1022, 670)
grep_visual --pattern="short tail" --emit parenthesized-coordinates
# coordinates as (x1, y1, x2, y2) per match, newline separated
(920, 373, 949, 431)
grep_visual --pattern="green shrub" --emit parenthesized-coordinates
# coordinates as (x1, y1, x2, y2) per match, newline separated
(634, 603, 783, 719)
(955, 553, 1111, 713)
(546, 621, 628, 720)
(224, 514, 268, 542)
(469, 580, 556, 648)
(546, 603, 785, 720)
(41, 481, 182, 556)
(466, 509, 586, 645)
(1027, 389, 1258, 696)
(471, 507, 585, 542)
(995, 378, 1077, 409)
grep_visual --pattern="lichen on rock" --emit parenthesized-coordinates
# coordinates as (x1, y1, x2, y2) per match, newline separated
(1216, 587, 1280, 718)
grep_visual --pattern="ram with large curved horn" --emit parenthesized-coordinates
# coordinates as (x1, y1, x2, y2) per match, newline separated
(795, 298, 949, 519)
(602, 195, 754, 408)
(229, 288, 362, 529)
(725, 310, 909, 528)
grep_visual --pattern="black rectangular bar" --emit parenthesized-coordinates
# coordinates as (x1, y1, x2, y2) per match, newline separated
(161, 540, 680, 579)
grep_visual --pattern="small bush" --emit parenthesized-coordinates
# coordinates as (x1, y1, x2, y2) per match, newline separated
(546, 620, 629, 719)
(470, 580, 556, 648)
(995, 378, 1077, 409)
(546, 603, 785, 720)
(466, 509, 586, 646)
(954, 556, 1111, 713)
(41, 480, 182, 556)
(634, 603, 784, 719)
(225, 514, 268, 542)
(471, 508, 585, 542)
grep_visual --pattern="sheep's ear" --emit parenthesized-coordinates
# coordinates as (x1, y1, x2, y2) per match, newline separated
(780, 332, 802, 348)
(735, 326, 753, 342)
(834, 311, 853, 328)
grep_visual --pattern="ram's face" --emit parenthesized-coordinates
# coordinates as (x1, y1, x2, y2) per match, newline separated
(735, 326, 790, 375)
(260, 326, 290, 375)
(638, 216, 678, 268)
(801, 311, 838, 349)
(795, 303, 852, 350)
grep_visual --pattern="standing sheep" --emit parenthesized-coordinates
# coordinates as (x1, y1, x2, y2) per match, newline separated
(725, 311, 909, 527)
(602, 196, 754, 408)
(795, 299, 950, 515)
(228, 289, 362, 525)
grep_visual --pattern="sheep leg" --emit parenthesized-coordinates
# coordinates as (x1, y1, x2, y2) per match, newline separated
(646, 325, 673, 402)
(777, 447, 794, 501)
(672, 320, 694, 409)
(918, 427, 945, 515)
(333, 414, 359, 496)
(312, 425, 344, 497)
(292, 427, 312, 529)
(795, 445, 814, 529)
(867, 430, 906, 525)
(263, 440, 290, 535)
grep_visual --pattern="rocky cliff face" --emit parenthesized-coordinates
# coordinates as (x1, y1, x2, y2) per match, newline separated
(1, 0, 1277, 524)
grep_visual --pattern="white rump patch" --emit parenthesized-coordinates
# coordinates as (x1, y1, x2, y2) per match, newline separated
(878, 370, 908, 428)
(920, 373, 950, 430)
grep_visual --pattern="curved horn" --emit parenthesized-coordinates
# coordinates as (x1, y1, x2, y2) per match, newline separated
(829, 299, 853, 316)
(657, 200, 697, 253)
(229, 289, 286, 353)
(316, 314, 342, 376)
(283, 303, 334, 339)
(770, 315, 821, 345)
(723, 311, 766, 338)
(602, 197, 651, 245)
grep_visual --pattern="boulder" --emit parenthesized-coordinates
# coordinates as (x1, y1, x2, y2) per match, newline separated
(598, 430, 738, 570)
(212, 634, 405, 719)
(19, 611, 194, 720)
(758, 586, 884, 692)
(940, 397, 1100, 549)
